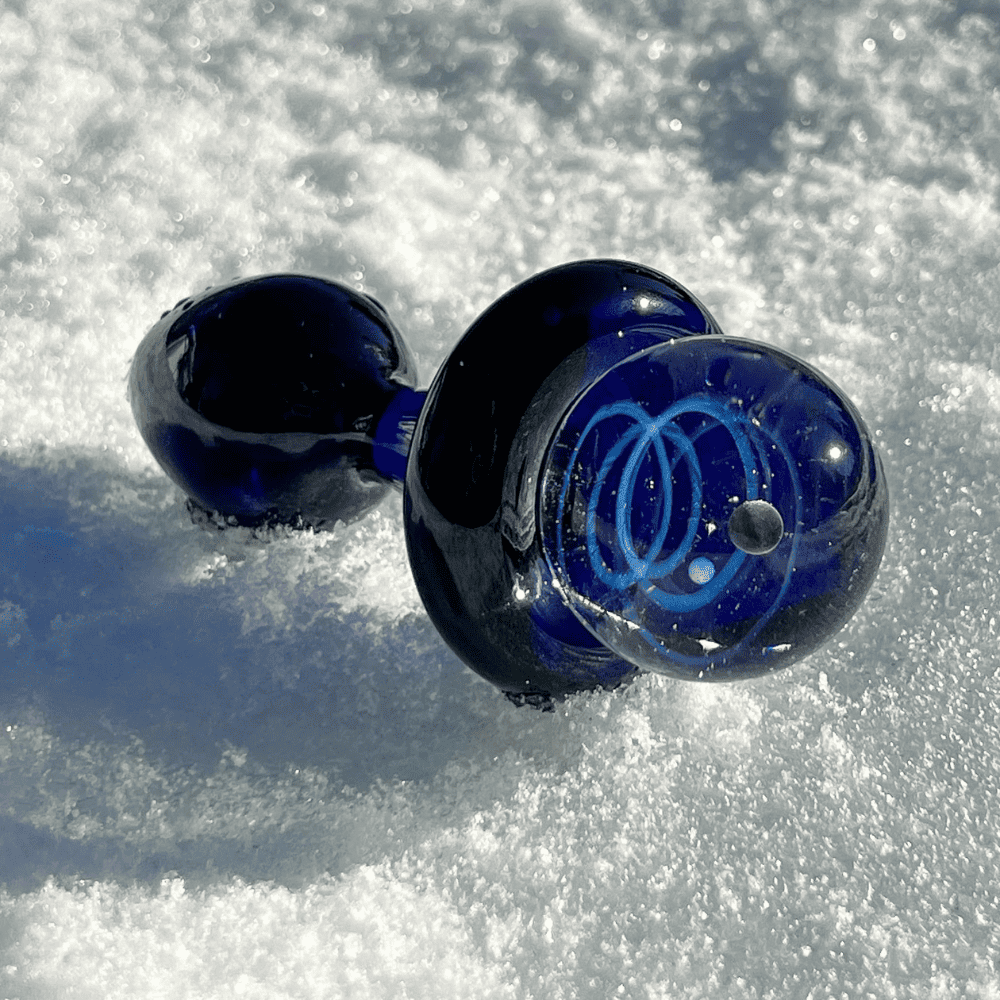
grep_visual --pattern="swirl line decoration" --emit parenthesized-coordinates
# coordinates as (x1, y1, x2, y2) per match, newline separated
(533, 324, 883, 691)
(554, 392, 803, 614)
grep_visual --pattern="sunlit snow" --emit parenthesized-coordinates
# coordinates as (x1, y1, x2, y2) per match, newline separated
(2, 1, 1000, 997)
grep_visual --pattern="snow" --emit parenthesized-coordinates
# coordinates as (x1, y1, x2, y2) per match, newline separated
(2, 0, 1000, 997)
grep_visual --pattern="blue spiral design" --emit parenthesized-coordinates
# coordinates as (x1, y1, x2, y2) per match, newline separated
(552, 390, 806, 651)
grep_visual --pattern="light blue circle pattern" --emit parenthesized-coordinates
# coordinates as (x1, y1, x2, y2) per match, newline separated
(550, 388, 806, 667)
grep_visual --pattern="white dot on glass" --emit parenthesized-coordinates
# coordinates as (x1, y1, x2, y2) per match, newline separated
(824, 440, 847, 462)
(689, 557, 715, 585)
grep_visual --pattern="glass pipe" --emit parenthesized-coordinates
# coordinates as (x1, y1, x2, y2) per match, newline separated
(129, 273, 423, 528)
(129, 261, 888, 705)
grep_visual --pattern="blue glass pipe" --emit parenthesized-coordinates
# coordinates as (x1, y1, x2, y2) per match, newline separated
(129, 261, 888, 705)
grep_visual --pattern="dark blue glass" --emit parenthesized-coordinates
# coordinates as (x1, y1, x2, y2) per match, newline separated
(403, 260, 730, 703)
(130, 260, 888, 706)
(128, 274, 422, 529)
(537, 337, 888, 680)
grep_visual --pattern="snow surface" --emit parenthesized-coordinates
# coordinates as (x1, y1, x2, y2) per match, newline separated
(2, 0, 1000, 997)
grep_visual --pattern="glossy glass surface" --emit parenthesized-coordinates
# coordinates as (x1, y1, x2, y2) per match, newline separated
(130, 260, 888, 706)
(129, 274, 420, 528)
(403, 259, 725, 704)
(539, 337, 889, 680)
